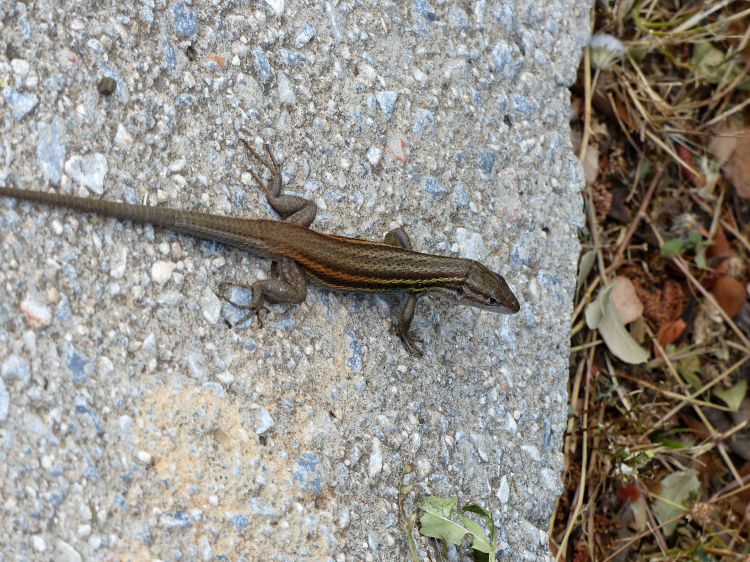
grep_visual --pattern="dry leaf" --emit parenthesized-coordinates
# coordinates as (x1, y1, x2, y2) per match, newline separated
(711, 275, 747, 318)
(656, 318, 686, 350)
(707, 125, 738, 164)
(610, 276, 643, 324)
(585, 285, 649, 364)
(718, 127, 750, 199)
(582, 143, 600, 185)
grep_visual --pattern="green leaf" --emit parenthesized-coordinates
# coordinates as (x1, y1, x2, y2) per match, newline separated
(463, 503, 496, 546)
(677, 355, 702, 390)
(658, 439, 687, 450)
(692, 42, 726, 84)
(693, 43, 750, 90)
(456, 515, 491, 553)
(418, 496, 466, 544)
(660, 238, 690, 257)
(418, 497, 496, 556)
(652, 469, 701, 536)
(585, 285, 649, 364)
(714, 379, 748, 412)
(661, 231, 701, 257)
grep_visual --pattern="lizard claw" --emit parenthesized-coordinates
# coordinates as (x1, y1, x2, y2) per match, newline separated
(398, 329, 424, 357)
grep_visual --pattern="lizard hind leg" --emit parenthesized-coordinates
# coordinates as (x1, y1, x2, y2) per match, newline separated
(240, 138, 317, 227)
(217, 281, 269, 328)
(218, 257, 307, 329)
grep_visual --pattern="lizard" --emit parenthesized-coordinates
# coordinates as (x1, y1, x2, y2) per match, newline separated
(0, 140, 520, 356)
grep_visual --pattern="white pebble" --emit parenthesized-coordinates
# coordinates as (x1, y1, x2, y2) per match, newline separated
(135, 450, 153, 465)
(32, 535, 46, 552)
(20, 294, 52, 327)
(151, 261, 176, 284)
(200, 287, 221, 324)
(368, 437, 383, 477)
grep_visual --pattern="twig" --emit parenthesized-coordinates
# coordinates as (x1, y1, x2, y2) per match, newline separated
(605, 162, 668, 275)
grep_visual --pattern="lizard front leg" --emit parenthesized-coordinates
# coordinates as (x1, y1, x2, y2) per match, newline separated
(383, 227, 424, 357)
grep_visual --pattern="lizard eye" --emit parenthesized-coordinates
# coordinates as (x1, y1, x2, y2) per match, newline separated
(488, 297, 499, 306)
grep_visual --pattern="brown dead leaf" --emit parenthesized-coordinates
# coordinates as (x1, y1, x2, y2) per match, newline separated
(712, 275, 747, 318)
(713, 126, 750, 199)
(677, 144, 705, 187)
(707, 125, 738, 165)
(656, 318, 686, 350)
(631, 277, 687, 327)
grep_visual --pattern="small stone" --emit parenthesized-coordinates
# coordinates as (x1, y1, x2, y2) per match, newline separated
(20, 294, 52, 327)
(55, 540, 82, 562)
(338, 508, 350, 529)
(3, 88, 38, 121)
(173, 3, 199, 37)
(277, 72, 296, 106)
(264, 0, 284, 16)
(412, 108, 434, 133)
(36, 118, 66, 183)
(31, 535, 46, 552)
(294, 24, 316, 48)
(168, 159, 187, 172)
(497, 475, 510, 503)
(135, 450, 153, 465)
(0, 377, 9, 422)
(2, 354, 30, 386)
(422, 176, 447, 199)
(200, 287, 221, 324)
(368, 437, 383, 477)
(376, 91, 398, 120)
(476, 150, 496, 178)
(366, 146, 382, 166)
(64, 153, 108, 195)
(109, 245, 128, 279)
(114, 124, 133, 149)
(455, 228, 487, 261)
(151, 261, 176, 284)
(11, 59, 31, 79)
(252, 47, 273, 86)
(97, 76, 116, 96)
(253, 408, 274, 434)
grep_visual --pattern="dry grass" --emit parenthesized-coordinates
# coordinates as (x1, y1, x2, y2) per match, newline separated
(552, 1, 750, 560)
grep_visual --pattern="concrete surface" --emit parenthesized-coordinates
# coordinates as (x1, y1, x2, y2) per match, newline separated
(0, 1, 590, 560)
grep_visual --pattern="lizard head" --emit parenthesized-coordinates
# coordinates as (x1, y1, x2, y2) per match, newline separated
(454, 261, 520, 314)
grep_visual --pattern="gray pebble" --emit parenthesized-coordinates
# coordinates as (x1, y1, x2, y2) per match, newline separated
(36, 117, 66, 183)
(2, 354, 30, 386)
(3, 88, 38, 121)
(294, 24, 316, 48)
(172, 3, 199, 37)
(200, 287, 221, 324)
(253, 408, 274, 434)
(277, 72, 296, 106)
(422, 176, 447, 199)
(375, 91, 398, 120)
(0, 377, 9, 422)
(412, 108, 434, 134)
(253, 47, 273, 86)
(64, 153, 108, 195)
